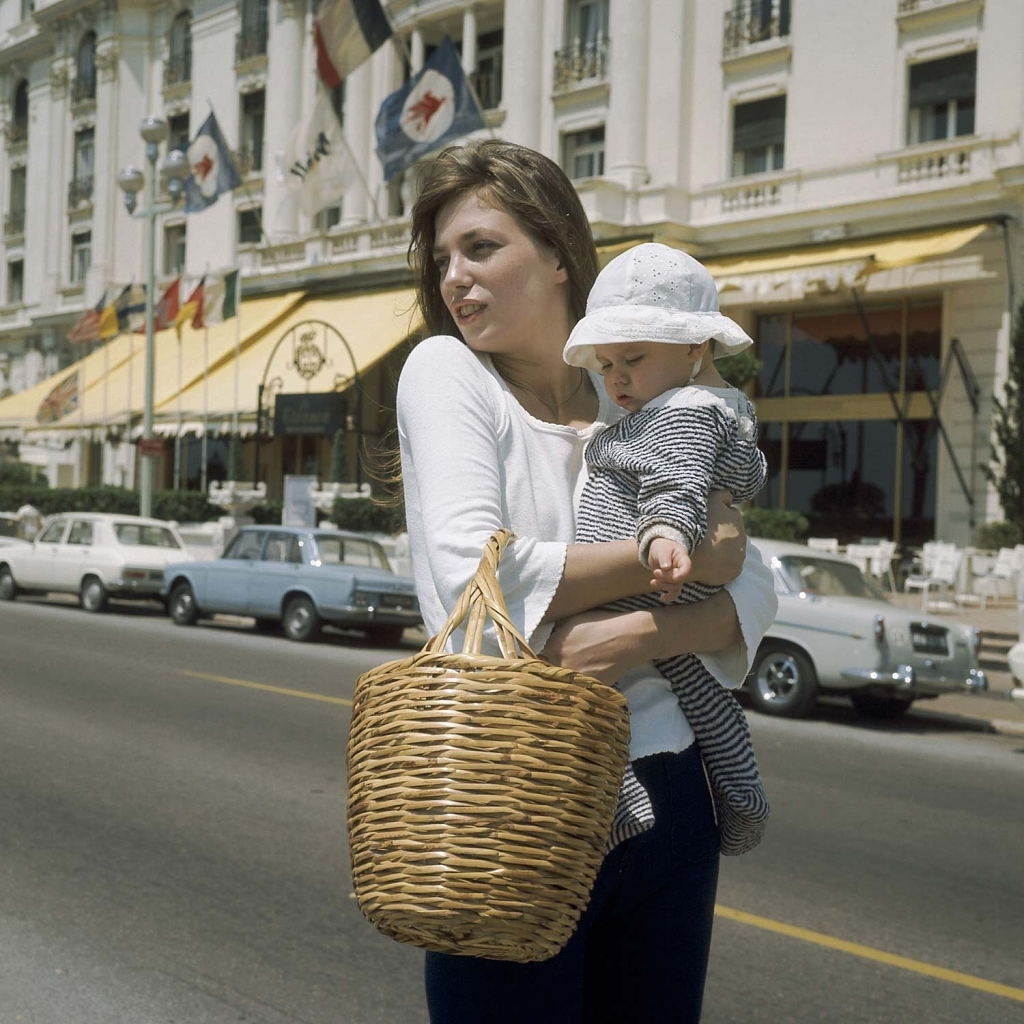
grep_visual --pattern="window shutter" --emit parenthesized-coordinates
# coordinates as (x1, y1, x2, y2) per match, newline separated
(734, 95, 786, 152)
(909, 51, 976, 108)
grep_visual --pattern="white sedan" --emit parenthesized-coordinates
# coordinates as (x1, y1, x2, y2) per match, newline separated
(747, 539, 987, 719)
(0, 512, 192, 612)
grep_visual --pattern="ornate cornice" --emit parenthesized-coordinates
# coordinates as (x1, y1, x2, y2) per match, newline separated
(49, 63, 70, 99)
(95, 43, 118, 82)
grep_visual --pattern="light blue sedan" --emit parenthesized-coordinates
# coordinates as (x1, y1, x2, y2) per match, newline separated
(162, 525, 421, 645)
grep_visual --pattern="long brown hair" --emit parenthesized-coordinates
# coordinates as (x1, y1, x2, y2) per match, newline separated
(409, 139, 599, 338)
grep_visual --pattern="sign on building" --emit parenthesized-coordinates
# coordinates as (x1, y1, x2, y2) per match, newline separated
(272, 392, 344, 436)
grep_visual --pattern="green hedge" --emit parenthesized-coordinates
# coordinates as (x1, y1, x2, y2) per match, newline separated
(975, 520, 1022, 551)
(743, 507, 809, 541)
(330, 495, 406, 534)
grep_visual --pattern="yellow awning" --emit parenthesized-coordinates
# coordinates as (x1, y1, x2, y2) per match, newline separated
(153, 286, 421, 429)
(701, 222, 989, 278)
(9, 292, 303, 434)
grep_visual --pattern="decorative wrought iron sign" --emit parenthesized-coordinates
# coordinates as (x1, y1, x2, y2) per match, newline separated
(272, 392, 345, 436)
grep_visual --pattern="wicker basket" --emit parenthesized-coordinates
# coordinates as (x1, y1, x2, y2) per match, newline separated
(346, 529, 631, 963)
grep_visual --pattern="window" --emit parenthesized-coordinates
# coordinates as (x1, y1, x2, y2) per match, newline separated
(113, 523, 182, 548)
(238, 207, 262, 244)
(20, 0, 34, 21)
(330, 80, 345, 126)
(563, 126, 605, 180)
(8, 165, 26, 234)
(732, 95, 785, 177)
(66, 520, 94, 545)
(38, 519, 67, 544)
(74, 31, 96, 102)
(167, 10, 192, 86)
(74, 127, 95, 183)
(164, 223, 186, 275)
(261, 534, 302, 563)
(7, 260, 24, 304)
(70, 231, 91, 284)
(168, 113, 190, 154)
(316, 206, 342, 230)
(556, 0, 609, 87)
(237, 0, 269, 61)
(314, 535, 389, 570)
(907, 51, 976, 146)
(473, 30, 504, 110)
(239, 90, 265, 173)
(568, 0, 608, 52)
(11, 79, 28, 142)
(224, 529, 266, 559)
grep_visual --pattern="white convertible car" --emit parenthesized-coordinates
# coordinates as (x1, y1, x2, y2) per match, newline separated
(0, 512, 192, 612)
(747, 539, 988, 719)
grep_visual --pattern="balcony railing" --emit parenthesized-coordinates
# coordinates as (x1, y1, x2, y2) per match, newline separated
(71, 74, 97, 104)
(898, 0, 968, 12)
(68, 175, 94, 206)
(163, 53, 192, 88)
(4, 209, 25, 236)
(470, 67, 502, 110)
(233, 144, 263, 176)
(235, 26, 268, 64)
(723, 0, 791, 59)
(4, 120, 28, 146)
(553, 35, 610, 93)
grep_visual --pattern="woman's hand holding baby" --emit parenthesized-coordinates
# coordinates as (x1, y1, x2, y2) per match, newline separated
(686, 490, 745, 586)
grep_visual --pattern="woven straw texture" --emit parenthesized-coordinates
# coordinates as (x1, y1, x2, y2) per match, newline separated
(347, 530, 631, 962)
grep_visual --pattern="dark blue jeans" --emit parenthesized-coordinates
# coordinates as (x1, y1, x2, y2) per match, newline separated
(424, 745, 721, 1023)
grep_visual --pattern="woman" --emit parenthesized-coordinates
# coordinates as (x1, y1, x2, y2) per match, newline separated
(396, 140, 777, 1023)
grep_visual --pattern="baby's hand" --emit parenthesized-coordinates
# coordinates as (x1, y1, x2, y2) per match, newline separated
(649, 538, 692, 604)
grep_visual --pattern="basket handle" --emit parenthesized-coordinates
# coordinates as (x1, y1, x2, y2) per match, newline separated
(423, 530, 538, 660)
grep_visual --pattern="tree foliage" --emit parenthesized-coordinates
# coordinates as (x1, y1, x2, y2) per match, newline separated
(986, 301, 1024, 534)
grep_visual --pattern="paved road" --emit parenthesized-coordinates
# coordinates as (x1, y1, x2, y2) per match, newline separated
(1, 598, 1022, 1023)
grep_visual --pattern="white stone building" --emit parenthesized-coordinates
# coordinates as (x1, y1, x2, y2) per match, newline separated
(0, 0, 1021, 545)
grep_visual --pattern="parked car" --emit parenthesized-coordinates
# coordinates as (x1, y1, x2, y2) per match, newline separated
(746, 539, 988, 719)
(0, 512, 192, 611)
(161, 525, 422, 645)
(0, 512, 30, 549)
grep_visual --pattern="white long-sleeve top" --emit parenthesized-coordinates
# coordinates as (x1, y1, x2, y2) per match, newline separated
(397, 335, 778, 761)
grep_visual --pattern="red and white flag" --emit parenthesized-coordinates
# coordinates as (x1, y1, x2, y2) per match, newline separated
(314, 0, 393, 89)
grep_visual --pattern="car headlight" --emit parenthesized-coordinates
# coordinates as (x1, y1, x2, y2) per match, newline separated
(353, 591, 370, 608)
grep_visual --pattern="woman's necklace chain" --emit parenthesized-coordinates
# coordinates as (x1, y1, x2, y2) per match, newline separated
(499, 366, 587, 414)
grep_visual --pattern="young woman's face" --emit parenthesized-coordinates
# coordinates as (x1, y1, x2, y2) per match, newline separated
(432, 191, 569, 357)
(593, 342, 702, 412)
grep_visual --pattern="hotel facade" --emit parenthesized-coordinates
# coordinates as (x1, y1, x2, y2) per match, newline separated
(0, 0, 1021, 546)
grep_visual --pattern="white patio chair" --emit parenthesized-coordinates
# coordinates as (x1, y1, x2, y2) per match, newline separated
(868, 540, 898, 593)
(970, 547, 1019, 610)
(904, 546, 962, 612)
(807, 537, 840, 554)
(843, 543, 872, 575)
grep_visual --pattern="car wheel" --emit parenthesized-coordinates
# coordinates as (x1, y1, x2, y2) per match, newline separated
(80, 576, 108, 613)
(283, 596, 321, 642)
(0, 566, 16, 601)
(748, 645, 819, 718)
(169, 582, 200, 626)
(367, 625, 405, 647)
(849, 693, 914, 720)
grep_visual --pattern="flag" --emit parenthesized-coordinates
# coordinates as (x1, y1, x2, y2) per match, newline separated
(193, 270, 239, 329)
(67, 290, 107, 345)
(375, 36, 486, 181)
(122, 284, 147, 333)
(314, 0, 392, 89)
(283, 89, 356, 216)
(36, 371, 79, 425)
(98, 284, 130, 339)
(138, 277, 181, 333)
(175, 277, 204, 332)
(183, 111, 243, 214)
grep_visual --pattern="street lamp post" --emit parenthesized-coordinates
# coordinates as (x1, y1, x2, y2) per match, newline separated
(117, 116, 190, 518)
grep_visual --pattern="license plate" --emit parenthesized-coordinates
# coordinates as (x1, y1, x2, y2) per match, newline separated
(381, 593, 414, 610)
(912, 630, 948, 655)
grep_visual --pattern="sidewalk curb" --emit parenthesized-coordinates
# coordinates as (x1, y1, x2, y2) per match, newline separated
(910, 706, 1024, 738)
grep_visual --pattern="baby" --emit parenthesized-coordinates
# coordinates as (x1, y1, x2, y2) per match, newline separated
(564, 242, 769, 855)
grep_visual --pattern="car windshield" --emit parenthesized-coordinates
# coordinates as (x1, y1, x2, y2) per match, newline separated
(113, 523, 182, 548)
(0, 517, 18, 538)
(776, 555, 887, 600)
(314, 535, 390, 571)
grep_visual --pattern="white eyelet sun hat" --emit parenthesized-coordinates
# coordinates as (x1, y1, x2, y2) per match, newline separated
(563, 242, 753, 372)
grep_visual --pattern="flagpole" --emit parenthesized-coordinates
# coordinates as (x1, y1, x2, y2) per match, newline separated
(78, 343, 86, 486)
(201, 326, 209, 494)
(336, 123, 382, 224)
(102, 338, 109, 481)
(125, 328, 133, 489)
(175, 327, 183, 490)
(231, 270, 241, 441)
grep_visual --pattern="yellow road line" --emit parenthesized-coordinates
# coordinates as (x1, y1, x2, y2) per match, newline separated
(181, 670, 353, 707)
(715, 905, 1024, 1003)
